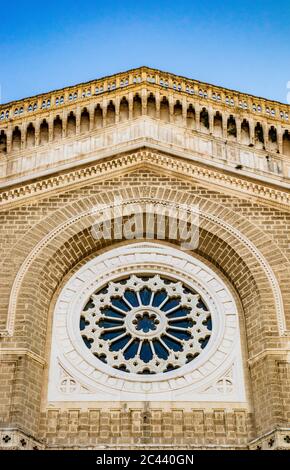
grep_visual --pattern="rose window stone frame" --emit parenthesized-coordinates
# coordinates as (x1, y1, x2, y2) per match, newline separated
(47, 242, 246, 403)
(80, 274, 213, 375)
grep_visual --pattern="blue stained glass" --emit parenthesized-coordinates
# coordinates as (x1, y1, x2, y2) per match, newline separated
(182, 287, 191, 294)
(103, 308, 125, 319)
(199, 336, 210, 349)
(124, 339, 140, 359)
(167, 329, 192, 340)
(152, 290, 167, 307)
(197, 299, 208, 311)
(168, 319, 193, 329)
(167, 308, 190, 318)
(140, 341, 153, 363)
(152, 339, 168, 359)
(111, 297, 130, 311)
(203, 316, 212, 331)
(110, 334, 131, 351)
(100, 329, 125, 340)
(140, 288, 152, 305)
(80, 317, 87, 330)
(82, 336, 92, 349)
(80, 274, 212, 374)
(124, 290, 139, 307)
(98, 319, 123, 329)
(162, 335, 183, 351)
(162, 298, 180, 312)
(135, 313, 157, 333)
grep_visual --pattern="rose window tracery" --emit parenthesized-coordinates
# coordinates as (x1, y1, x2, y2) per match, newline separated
(80, 274, 212, 374)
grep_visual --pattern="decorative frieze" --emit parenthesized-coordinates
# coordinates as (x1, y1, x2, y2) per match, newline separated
(1, 148, 290, 212)
(0, 117, 289, 186)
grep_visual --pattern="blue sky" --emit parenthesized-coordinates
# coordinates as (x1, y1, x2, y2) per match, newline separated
(1, 0, 290, 104)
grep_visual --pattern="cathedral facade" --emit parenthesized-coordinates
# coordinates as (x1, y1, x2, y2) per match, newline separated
(0, 67, 290, 450)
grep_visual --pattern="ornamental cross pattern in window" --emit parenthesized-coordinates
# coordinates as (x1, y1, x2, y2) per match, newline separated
(80, 274, 212, 374)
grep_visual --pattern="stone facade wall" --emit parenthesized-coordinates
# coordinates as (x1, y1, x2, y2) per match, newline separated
(38, 408, 253, 449)
(0, 68, 290, 449)
(0, 165, 290, 448)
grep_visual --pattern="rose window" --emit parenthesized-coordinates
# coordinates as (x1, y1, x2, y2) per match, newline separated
(80, 274, 212, 374)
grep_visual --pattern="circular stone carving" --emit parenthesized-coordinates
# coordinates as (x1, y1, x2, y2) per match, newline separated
(80, 274, 212, 374)
(48, 242, 245, 401)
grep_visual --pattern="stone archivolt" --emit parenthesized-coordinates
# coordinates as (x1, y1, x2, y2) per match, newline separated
(2, 187, 287, 339)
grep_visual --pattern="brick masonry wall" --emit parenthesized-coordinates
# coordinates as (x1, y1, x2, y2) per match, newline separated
(38, 408, 254, 449)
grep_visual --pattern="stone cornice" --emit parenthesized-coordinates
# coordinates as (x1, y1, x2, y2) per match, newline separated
(0, 148, 290, 212)
(1, 66, 289, 127)
(5, 65, 288, 110)
(248, 428, 290, 450)
(2, 116, 289, 186)
(0, 348, 46, 366)
(0, 428, 44, 450)
(248, 348, 290, 367)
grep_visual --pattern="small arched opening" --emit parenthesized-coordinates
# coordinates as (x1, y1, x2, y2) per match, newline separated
(160, 97, 170, 122)
(119, 97, 129, 122)
(94, 105, 103, 128)
(283, 130, 290, 156)
(255, 122, 264, 149)
(40, 120, 49, 145)
(227, 115, 237, 139)
(241, 119, 250, 145)
(67, 112, 76, 137)
(53, 116, 62, 141)
(0, 130, 7, 155)
(80, 108, 90, 133)
(12, 127, 21, 151)
(173, 101, 183, 125)
(200, 108, 209, 131)
(26, 123, 35, 148)
(147, 94, 156, 118)
(133, 94, 142, 118)
(268, 126, 278, 152)
(186, 105, 195, 129)
(107, 101, 116, 125)
(213, 112, 223, 137)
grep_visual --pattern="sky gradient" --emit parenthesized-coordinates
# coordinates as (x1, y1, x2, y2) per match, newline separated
(1, 1, 290, 104)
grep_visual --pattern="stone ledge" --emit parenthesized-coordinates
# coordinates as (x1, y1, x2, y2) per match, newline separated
(249, 428, 290, 450)
(0, 429, 44, 450)
(1, 149, 290, 214)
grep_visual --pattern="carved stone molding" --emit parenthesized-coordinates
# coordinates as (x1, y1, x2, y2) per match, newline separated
(3, 194, 286, 338)
(249, 428, 290, 450)
(0, 429, 44, 450)
(1, 148, 290, 212)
